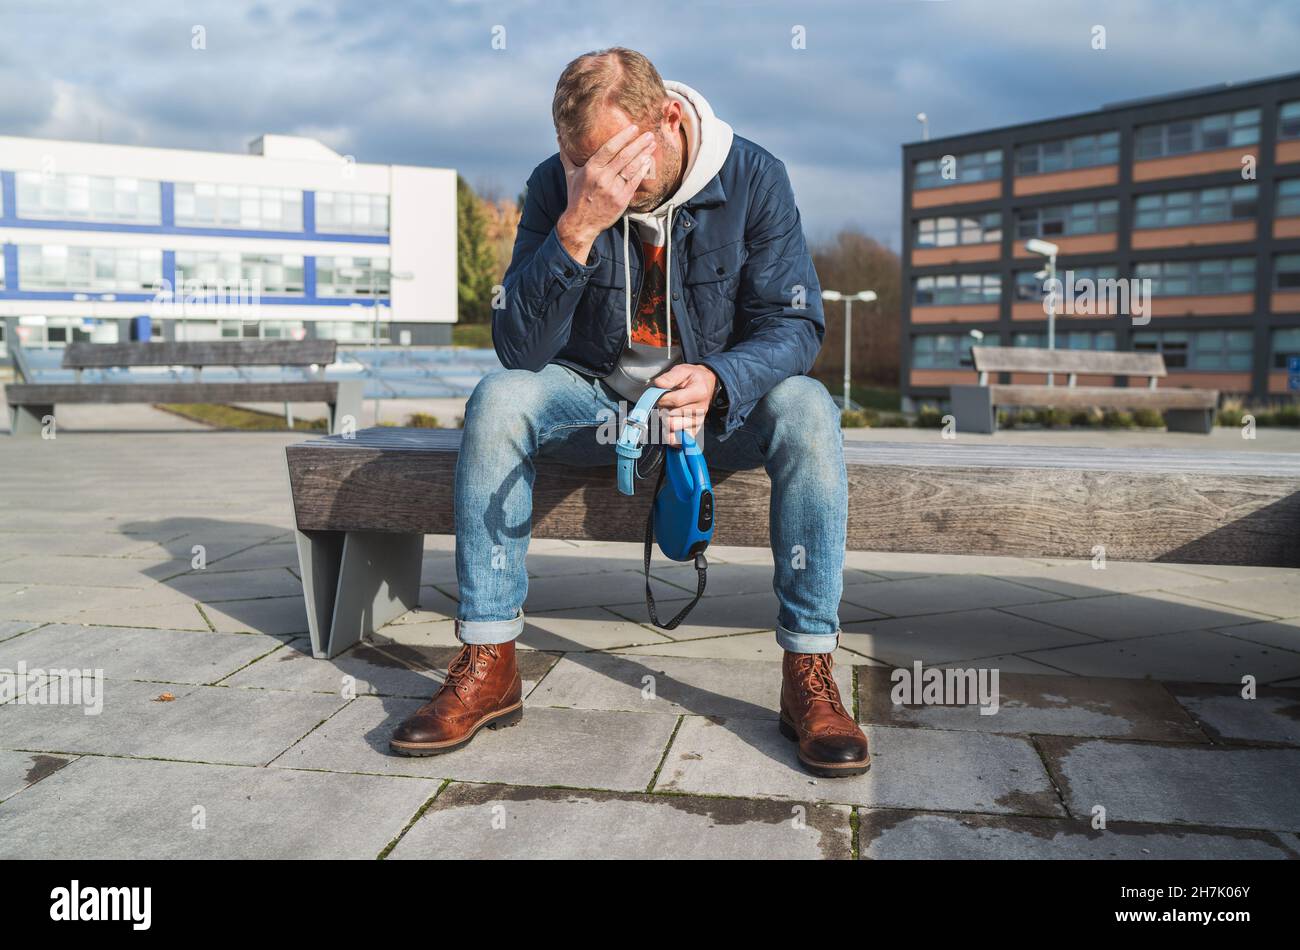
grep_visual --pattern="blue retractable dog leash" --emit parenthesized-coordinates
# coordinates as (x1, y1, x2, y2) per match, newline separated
(615, 386, 714, 629)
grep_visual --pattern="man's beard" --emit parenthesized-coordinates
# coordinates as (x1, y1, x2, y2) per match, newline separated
(627, 139, 681, 212)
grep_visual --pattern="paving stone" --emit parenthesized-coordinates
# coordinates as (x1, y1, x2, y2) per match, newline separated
(200, 596, 310, 635)
(225, 637, 557, 698)
(0, 620, 40, 644)
(1156, 564, 1300, 583)
(840, 551, 1056, 580)
(1038, 736, 1300, 831)
(0, 555, 153, 589)
(1212, 617, 1300, 652)
(1169, 574, 1300, 618)
(934, 653, 1073, 675)
(841, 608, 1096, 666)
(614, 631, 876, 665)
(857, 667, 1205, 741)
(657, 716, 1063, 815)
(528, 653, 850, 720)
(858, 809, 1300, 860)
(842, 574, 1065, 617)
(0, 749, 74, 803)
(65, 600, 210, 631)
(1005, 561, 1222, 598)
(204, 542, 303, 574)
(420, 555, 458, 586)
(0, 532, 164, 559)
(389, 783, 852, 860)
(519, 606, 677, 651)
(0, 623, 284, 685)
(0, 679, 344, 766)
(0, 756, 437, 859)
(1167, 682, 1300, 746)
(648, 561, 871, 599)
(273, 699, 676, 792)
(1004, 590, 1270, 640)
(604, 590, 885, 641)
(1020, 630, 1300, 683)
(410, 586, 459, 620)
(166, 568, 304, 602)
(370, 618, 461, 647)
(0, 584, 184, 623)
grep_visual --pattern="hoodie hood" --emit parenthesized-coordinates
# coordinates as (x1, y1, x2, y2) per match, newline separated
(604, 81, 734, 403)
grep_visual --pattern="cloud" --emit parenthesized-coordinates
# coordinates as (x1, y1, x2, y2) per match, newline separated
(1, 0, 1298, 246)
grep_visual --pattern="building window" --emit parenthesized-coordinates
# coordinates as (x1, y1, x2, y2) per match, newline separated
(1014, 265, 1119, 301)
(1134, 258, 1255, 296)
(173, 182, 303, 231)
(914, 212, 1002, 247)
(913, 273, 1001, 306)
(315, 191, 390, 234)
(913, 150, 1002, 189)
(1277, 179, 1300, 219)
(175, 250, 304, 295)
(1133, 184, 1257, 228)
(1280, 101, 1300, 140)
(1133, 329, 1252, 371)
(15, 172, 162, 225)
(1134, 109, 1261, 159)
(1272, 328, 1300, 369)
(1015, 198, 1118, 238)
(315, 256, 390, 296)
(1015, 131, 1120, 175)
(1275, 254, 1300, 291)
(1013, 331, 1117, 350)
(18, 245, 164, 292)
(912, 332, 1000, 369)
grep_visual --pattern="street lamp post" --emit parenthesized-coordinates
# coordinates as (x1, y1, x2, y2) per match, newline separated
(1026, 238, 1060, 386)
(821, 289, 878, 410)
(916, 112, 930, 142)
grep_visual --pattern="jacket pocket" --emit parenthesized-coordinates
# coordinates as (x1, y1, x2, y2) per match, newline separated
(684, 240, 745, 351)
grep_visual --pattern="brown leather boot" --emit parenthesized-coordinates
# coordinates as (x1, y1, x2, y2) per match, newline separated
(389, 641, 523, 756)
(779, 651, 871, 777)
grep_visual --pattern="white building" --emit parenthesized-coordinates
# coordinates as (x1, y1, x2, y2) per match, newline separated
(0, 133, 457, 354)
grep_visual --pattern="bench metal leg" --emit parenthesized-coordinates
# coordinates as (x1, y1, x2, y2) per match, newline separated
(295, 528, 423, 658)
(949, 386, 996, 435)
(8, 404, 54, 437)
(1164, 408, 1214, 434)
(329, 379, 364, 435)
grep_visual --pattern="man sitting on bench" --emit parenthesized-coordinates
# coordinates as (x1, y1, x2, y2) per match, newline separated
(390, 47, 869, 777)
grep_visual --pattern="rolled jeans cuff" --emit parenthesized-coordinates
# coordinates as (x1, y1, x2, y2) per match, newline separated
(456, 609, 525, 645)
(775, 622, 839, 655)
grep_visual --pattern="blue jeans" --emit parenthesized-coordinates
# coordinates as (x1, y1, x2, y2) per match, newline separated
(453, 363, 848, 653)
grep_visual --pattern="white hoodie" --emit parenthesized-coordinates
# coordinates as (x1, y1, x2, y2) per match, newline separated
(603, 81, 734, 402)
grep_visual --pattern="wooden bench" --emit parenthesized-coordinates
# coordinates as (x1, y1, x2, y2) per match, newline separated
(950, 346, 1219, 435)
(4, 340, 362, 436)
(286, 427, 1300, 658)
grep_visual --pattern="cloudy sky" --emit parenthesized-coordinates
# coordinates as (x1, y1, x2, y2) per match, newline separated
(3, 0, 1299, 246)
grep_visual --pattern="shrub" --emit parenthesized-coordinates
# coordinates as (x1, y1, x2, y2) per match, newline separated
(404, 412, 440, 428)
(1042, 407, 1073, 428)
(1272, 403, 1300, 427)
(1101, 409, 1136, 428)
(1070, 407, 1103, 427)
(874, 412, 909, 428)
(915, 404, 945, 428)
(841, 409, 869, 428)
(1132, 407, 1165, 428)
(1017, 407, 1040, 426)
(1216, 398, 1245, 427)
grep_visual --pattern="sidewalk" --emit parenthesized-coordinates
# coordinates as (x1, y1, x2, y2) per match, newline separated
(0, 426, 1297, 859)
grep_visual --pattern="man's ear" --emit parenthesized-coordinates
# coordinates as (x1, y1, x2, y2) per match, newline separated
(661, 98, 683, 135)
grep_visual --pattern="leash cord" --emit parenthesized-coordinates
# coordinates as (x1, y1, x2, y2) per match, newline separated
(642, 461, 707, 630)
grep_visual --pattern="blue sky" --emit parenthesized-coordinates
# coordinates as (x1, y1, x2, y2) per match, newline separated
(3, 0, 1299, 246)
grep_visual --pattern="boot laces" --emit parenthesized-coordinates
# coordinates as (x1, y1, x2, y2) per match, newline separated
(445, 644, 496, 701)
(795, 654, 844, 712)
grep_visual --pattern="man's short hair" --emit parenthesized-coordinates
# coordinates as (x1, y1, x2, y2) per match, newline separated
(552, 47, 667, 153)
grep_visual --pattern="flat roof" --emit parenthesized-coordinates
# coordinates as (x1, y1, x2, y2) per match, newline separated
(903, 68, 1300, 149)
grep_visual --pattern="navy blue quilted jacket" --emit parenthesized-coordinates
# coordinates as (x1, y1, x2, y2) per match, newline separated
(493, 134, 825, 439)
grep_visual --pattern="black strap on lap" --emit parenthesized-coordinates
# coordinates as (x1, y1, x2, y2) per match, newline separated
(642, 460, 708, 630)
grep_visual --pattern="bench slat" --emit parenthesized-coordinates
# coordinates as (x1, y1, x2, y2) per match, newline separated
(285, 429, 1300, 566)
(60, 340, 337, 369)
(8, 381, 342, 404)
(973, 345, 1167, 377)
(987, 384, 1218, 410)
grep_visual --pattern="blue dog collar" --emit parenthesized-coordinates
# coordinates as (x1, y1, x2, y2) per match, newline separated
(616, 386, 669, 496)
